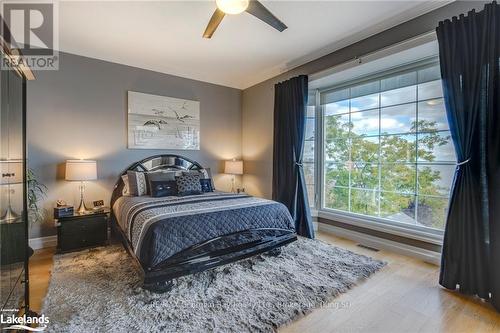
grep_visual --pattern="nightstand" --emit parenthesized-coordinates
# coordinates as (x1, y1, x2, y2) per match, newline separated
(0, 220, 26, 264)
(55, 209, 110, 253)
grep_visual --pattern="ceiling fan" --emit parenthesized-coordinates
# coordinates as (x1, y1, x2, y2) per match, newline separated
(203, 0, 288, 38)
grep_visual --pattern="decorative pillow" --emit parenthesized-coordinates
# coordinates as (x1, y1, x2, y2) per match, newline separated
(203, 168, 216, 191)
(121, 174, 130, 196)
(146, 171, 176, 194)
(199, 179, 213, 193)
(176, 173, 202, 196)
(127, 171, 148, 196)
(149, 180, 178, 197)
(184, 168, 215, 190)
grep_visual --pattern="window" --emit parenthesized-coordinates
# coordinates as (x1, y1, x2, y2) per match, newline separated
(319, 61, 456, 231)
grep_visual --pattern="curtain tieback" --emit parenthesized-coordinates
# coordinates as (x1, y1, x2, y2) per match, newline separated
(457, 157, 471, 166)
(295, 162, 303, 167)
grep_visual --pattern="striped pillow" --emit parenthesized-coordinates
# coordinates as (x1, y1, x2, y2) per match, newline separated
(127, 171, 148, 196)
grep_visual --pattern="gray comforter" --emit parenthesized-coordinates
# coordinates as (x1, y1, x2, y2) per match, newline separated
(113, 192, 295, 268)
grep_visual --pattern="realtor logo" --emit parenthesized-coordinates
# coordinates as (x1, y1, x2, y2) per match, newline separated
(0, 311, 49, 331)
(0, 0, 59, 70)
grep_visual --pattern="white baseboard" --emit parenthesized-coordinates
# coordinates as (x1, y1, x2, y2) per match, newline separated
(318, 222, 441, 265)
(29, 235, 57, 250)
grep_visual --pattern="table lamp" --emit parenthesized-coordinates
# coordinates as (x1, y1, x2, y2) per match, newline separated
(0, 160, 23, 222)
(65, 160, 97, 214)
(224, 159, 243, 193)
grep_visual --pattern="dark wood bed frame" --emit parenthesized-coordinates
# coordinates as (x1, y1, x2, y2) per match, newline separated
(109, 154, 297, 293)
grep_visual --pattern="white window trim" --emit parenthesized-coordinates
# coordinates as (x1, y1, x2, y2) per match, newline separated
(315, 81, 448, 245)
(318, 209, 443, 245)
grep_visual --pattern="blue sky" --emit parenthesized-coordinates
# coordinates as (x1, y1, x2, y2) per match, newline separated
(322, 80, 448, 136)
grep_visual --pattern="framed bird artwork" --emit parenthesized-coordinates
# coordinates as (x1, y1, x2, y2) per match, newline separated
(127, 91, 200, 150)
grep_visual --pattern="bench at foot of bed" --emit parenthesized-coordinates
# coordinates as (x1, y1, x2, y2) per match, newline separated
(141, 228, 297, 291)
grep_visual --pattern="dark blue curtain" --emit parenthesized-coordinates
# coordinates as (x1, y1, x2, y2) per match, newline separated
(437, 1, 499, 311)
(273, 75, 314, 238)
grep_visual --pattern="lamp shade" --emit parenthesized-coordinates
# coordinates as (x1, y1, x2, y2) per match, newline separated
(224, 160, 243, 175)
(65, 160, 97, 181)
(0, 160, 23, 184)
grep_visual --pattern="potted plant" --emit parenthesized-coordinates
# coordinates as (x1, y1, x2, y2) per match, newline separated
(27, 168, 47, 225)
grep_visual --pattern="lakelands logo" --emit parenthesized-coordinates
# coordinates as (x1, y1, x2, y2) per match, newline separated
(0, 0, 59, 70)
(1, 314, 49, 331)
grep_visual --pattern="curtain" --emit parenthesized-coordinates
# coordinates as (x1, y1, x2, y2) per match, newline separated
(437, 1, 499, 311)
(273, 75, 314, 238)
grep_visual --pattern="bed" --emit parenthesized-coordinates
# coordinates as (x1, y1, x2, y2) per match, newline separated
(110, 154, 297, 292)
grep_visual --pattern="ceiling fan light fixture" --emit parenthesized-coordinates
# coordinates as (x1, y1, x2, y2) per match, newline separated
(216, 0, 249, 15)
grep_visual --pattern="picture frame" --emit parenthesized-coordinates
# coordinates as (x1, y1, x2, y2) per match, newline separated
(127, 91, 200, 150)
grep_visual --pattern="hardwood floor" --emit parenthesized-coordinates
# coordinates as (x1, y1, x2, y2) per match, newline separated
(29, 246, 55, 312)
(29, 232, 500, 332)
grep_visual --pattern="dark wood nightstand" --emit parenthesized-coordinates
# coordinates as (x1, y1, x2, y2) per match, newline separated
(55, 208, 110, 253)
(0, 220, 26, 264)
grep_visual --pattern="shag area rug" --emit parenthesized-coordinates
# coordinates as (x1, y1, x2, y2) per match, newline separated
(42, 238, 385, 332)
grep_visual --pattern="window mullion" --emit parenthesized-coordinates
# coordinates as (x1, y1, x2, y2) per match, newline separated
(348, 88, 352, 212)
(415, 84, 419, 224)
(377, 81, 382, 217)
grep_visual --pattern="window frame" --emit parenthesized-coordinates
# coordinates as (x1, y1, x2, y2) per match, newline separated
(304, 107, 317, 208)
(313, 57, 453, 244)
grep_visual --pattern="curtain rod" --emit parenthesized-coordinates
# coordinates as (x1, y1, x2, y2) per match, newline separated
(309, 30, 437, 83)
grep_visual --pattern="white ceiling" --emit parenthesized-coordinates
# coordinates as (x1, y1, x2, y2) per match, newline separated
(58, 1, 450, 89)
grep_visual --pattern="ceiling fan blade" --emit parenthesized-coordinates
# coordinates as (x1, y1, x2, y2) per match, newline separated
(203, 9, 225, 38)
(245, 0, 287, 32)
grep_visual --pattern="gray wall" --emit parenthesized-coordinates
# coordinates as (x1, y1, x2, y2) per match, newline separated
(28, 52, 242, 238)
(27, 1, 487, 238)
(241, 1, 487, 199)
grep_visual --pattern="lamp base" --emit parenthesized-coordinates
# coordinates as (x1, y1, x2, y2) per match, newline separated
(1, 205, 20, 223)
(76, 198, 90, 214)
(76, 182, 90, 214)
(230, 176, 236, 193)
